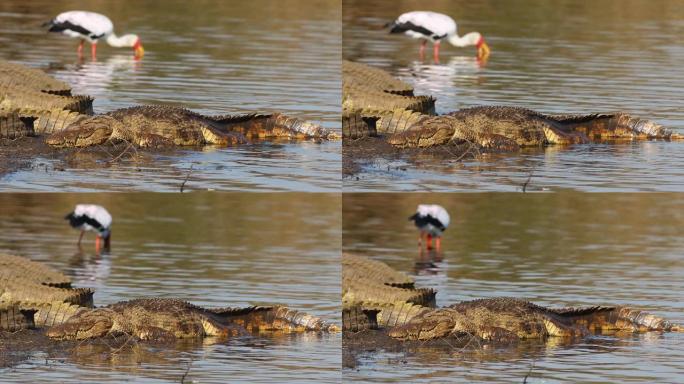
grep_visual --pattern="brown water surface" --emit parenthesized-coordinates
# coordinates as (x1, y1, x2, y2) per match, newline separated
(343, 193, 684, 382)
(0, 0, 341, 191)
(343, 0, 684, 191)
(0, 193, 341, 383)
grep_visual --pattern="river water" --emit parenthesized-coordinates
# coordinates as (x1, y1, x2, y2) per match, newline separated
(343, 0, 684, 192)
(0, 193, 341, 383)
(0, 0, 341, 192)
(343, 193, 684, 382)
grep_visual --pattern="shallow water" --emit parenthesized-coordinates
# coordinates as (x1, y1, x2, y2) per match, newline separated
(0, 0, 341, 191)
(343, 0, 684, 192)
(342, 193, 684, 382)
(0, 193, 341, 383)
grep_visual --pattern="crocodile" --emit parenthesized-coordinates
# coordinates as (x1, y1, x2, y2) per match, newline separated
(0, 60, 338, 147)
(0, 255, 341, 340)
(342, 60, 436, 141)
(342, 255, 684, 345)
(46, 298, 339, 340)
(389, 297, 684, 341)
(0, 254, 93, 331)
(387, 106, 682, 149)
(45, 105, 337, 148)
(342, 61, 682, 153)
(342, 254, 435, 332)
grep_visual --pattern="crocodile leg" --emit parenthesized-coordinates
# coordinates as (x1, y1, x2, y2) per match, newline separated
(0, 303, 36, 331)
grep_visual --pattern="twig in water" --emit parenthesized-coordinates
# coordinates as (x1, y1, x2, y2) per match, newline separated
(522, 166, 535, 193)
(522, 358, 536, 383)
(180, 358, 193, 383)
(180, 164, 194, 193)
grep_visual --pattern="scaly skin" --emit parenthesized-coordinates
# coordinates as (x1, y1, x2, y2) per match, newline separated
(1, 83, 93, 115)
(0, 301, 36, 331)
(46, 105, 337, 148)
(343, 301, 431, 331)
(0, 275, 93, 307)
(0, 110, 34, 139)
(342, 253, 415, 288)
(0, 254, 73, 288)
(388, 106, 682, 149)
(0, 60, 72, 95)
(343, 305, 380, 332)
(343, 60, 415, 96)
(21, 300, 89, 328)
(46, 298, 339, 340)
(343, 84, 435, 115)
(343, 109, 377, 139)
(389, 297, 684, 341)
(342, 274, 436, 307)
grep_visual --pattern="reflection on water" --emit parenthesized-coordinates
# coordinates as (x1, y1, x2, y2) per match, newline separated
(0, 193, 341, 383)
(0, 0, 341, 191)
(343, 0, 684, 191)
(342, 193, 684, 382)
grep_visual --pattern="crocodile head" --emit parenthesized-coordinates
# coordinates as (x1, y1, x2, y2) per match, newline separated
(386, 116, 456, 148)
(46, 308, 115, 340)
(45, 116, 118, 147)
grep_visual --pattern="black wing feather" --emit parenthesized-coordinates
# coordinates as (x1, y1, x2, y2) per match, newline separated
(46, 20, 93, 37)
(389, 21, 436, 37)
(65, 212, 105, 231)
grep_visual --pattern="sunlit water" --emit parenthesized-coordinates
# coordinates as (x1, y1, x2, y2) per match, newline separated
(342, 193, 684, 382)
(343, 0, 684, 191)
(0, 0, 341, 191)
(0, 193, 341, 383)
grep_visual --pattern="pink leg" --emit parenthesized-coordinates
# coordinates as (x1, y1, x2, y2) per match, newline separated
(419, 40, 427, 60)
(91, 43, 97, 60)
(433, 42, 441, 63)
(418, 232, 424, 247)
(426, 234, 433, 250)
(95, 236, 101, 254)
(435, 237, 442, 252)
(77, 230, 85, 245)
(77, 41, 84, 57)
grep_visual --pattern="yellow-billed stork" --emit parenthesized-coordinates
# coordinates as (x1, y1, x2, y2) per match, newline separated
(65, 204, 112, 253)
(409, 204, 450, 251)
(43, 11, 144, 59)
(388, 11, 490, 62)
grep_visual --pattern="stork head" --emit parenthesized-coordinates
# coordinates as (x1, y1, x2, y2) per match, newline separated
(474, 33, 491, 59)
(132, 36, 145, 59)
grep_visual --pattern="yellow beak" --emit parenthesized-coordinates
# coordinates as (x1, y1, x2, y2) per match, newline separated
(135, 45, 145, 59)
(477, 41, 491, 59)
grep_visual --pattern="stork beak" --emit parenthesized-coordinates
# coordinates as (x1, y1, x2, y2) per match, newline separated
(477, 40, 491, 59)
(133, 40, 145, 59)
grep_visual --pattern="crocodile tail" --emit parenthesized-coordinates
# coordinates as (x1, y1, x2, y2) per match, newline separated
(21, 300, 87, 327)
(210, 305, 340, 332)
(342, 305, 379, 332)
(272, 114, 339, 140)
(554, 306, 683, 333)
(342, 109, 378, 139)
(0, 301, 36, 331)
(0, 109, 35, 139)
(270, 306, 340, 332)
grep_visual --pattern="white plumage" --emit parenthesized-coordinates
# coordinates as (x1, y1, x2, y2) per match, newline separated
(65, 204, 112, 251)
(44, 11, 144, 58)
(411, 204, 450, 237)
(388, 11, 490, 60)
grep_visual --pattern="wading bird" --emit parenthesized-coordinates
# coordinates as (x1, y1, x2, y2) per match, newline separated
(409, 204, 450, 251)
(65, 204, 112, 253)
(44, 11, 144, 59)
(387, 11, 490, 62)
